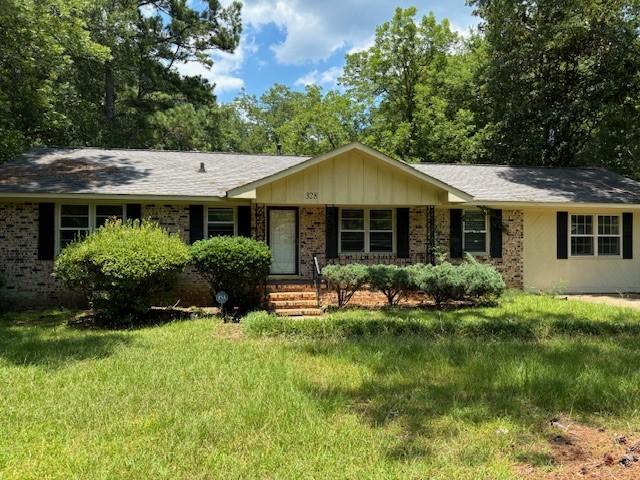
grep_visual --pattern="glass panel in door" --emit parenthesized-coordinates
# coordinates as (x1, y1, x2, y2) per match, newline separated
(269, 209, 297, 274)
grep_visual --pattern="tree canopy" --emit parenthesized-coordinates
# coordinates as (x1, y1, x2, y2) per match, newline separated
(3, 1, 640, 178)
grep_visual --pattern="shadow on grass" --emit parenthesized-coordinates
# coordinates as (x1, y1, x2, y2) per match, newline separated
(0, 310, 130, 368)
(290, 328, 640, 461)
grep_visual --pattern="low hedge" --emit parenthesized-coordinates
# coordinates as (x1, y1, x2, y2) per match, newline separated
(322, 257, 505, 308)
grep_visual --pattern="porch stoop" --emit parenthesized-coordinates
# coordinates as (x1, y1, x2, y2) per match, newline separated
(267, 282, 323, 317)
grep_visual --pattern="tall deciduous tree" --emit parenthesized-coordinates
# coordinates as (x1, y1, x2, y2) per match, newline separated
(341, 8, 464, 161)
(470, 0, 640, 166)
(0, 0, 109, 161)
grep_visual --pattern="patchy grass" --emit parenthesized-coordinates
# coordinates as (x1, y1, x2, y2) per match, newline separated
(1, 294, 640, 479)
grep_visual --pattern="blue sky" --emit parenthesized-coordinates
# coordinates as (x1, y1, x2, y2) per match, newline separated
(172, 1, 479, 103)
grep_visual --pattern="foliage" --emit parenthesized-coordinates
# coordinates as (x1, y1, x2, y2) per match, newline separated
(229, 84, 366, 155)
(321, 264, 369, 308)
(0, 0, 109, 162)
(190, 236, 271, 314)
(469, 0, 640, 167)
(409, 263, 467, 306)
(4, 295, 640, 478)
(367, 265, 412, 306)
(0, 0, 242, 160)
(459, 254, 506, 302)
(53, 220, 190, 323)
(408, 257, 505, 306)
(341, 7, 484, 162)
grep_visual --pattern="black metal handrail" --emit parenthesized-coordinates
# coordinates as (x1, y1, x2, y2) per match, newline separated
(312, 255, 323, 307)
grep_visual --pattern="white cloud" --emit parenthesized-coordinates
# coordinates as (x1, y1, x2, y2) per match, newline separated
(173, 36, 256, 94)
(295, 66, 342, 88)
(229, 0, 477, 65)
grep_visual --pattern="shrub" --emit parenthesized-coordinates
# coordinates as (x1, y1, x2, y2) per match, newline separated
(190, 236, 271, 314)
(367, 264, 412, 306)
(408, 262, 466, 306)
(322, 263, 369, 308)
(460, 254, 506, 302)
(53, 220, 190, 323)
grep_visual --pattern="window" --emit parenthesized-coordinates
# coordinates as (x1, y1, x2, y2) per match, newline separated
(95, 205, 124, 228)
(207, 208, 235, 237)
(598, 215, 621, 256)
(339, 209, 394, 254)
(570, 214, 621, 257)
(340, 209, 365, 252)
(58, 204, 125, 251)
(59, 205, 90, 248)
(369, 209, 393, 252)
(463, 210, 488, 253)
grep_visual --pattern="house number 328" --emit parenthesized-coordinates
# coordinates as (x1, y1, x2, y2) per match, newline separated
(305, 192, 318, 200)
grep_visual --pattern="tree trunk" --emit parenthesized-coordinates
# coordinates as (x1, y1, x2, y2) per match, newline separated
(104, 62, 115, 144)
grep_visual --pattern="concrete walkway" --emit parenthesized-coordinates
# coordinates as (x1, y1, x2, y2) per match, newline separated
(567, 294, 640, 310)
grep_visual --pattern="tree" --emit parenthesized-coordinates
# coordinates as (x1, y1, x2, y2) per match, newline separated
(84, 0, 242, 146)
(226, 84, 365, 155)
(0, 0, 109, 162)
(341, 8, 461, 161)
(469, 0, 640, 167)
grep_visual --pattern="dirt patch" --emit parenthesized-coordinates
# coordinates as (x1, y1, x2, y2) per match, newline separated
(517, 416, 640, 479)
(212, 321, 245, 341)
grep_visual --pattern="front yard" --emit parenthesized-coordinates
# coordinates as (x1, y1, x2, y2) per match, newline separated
(2, 293, 640, 479)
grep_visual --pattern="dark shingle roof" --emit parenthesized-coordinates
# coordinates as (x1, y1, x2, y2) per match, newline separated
(1, 147, 640, 205)
(415, 163, 640, 204)
(0, 148, 310, 197)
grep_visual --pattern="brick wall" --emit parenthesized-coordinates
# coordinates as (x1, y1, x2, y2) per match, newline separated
(0, 202, 525, 307)
(434, 207, 524, 288)
(0, 203, 75, 307)
(299, 207, 326, 278)
(141, 204, 210, 305)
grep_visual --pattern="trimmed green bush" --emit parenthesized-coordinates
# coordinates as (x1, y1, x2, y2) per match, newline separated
(367, 264, 412, 306)
(409, 262, 466, 306)
(408, 257, 506, 306)
(460, 254, 506, 302)
(190, 236, 271, 314)
(53, 220, 190, 323)
(322, 263, 369, 308)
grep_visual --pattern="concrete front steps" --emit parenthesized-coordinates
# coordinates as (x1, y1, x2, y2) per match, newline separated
(267, 283, 323, 317)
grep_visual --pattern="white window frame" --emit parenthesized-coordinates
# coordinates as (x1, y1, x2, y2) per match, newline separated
(338, 208, 395, 255)
(462, 209, 489, 256)
(56, 203, 126, 254)
(205, 206, 237, 238)
(569, 214, 622, 258)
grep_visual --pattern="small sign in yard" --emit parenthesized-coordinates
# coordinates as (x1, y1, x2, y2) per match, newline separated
(215, 291, 229, 307)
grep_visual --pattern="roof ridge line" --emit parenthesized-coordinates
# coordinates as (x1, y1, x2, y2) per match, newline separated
(29, 146, 311, 159)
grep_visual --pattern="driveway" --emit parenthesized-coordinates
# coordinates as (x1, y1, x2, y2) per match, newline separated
(568, 294, 640, 310)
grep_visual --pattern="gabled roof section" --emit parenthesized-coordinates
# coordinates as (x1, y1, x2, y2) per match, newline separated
(415, 163, 640, 205)
(0, 147, 310, 198)
(226, 142, 474, 201)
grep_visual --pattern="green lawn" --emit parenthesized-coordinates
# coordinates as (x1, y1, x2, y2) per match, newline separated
(2, 293, 640, 479)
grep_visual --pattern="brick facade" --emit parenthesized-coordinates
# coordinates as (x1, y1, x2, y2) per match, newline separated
(433, 207, 524, 288)
(0, 203, 73, 306)
(0, 201, 524, 307)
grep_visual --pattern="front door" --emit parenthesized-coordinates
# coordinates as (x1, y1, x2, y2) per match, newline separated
(268, 208, 298, 275)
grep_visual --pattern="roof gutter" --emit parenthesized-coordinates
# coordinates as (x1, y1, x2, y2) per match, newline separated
(0, 192, 241, 203)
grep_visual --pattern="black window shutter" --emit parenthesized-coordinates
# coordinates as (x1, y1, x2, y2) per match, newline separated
(396, 208, 410, 259)
(623, 212, 633, 259)
(237, 205, 251, 237)
(38, 203, 55, 260)
(326, 207, 339, 259)
(189, 205, 204, 244)
(490, 209, 503, 258)
(450, 209, 463, 259)
(557, 212, 568, 259)
(126, 204, 142, 222)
